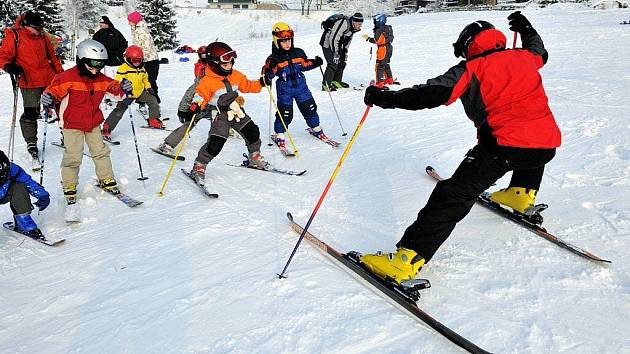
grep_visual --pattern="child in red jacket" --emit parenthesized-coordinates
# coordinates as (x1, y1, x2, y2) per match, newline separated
(42, 39, 132, 207)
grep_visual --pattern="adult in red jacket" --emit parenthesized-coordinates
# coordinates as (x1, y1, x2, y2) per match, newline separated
(359, 12, 561, 285)
(0, 12, 63, 160)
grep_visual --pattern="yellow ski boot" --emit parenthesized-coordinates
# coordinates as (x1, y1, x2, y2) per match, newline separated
(488, 187, 537, 214)
(360, 248, 425, 285)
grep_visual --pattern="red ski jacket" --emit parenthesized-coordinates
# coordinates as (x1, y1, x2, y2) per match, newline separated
(44, 66, 125, 132)
(0, 16, 63, 89)
(383, 30, 561, 149)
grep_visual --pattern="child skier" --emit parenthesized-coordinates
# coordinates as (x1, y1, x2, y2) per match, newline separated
(102, 45, 164, 139)
(187, 41, 267, 185)
(362, 14, 397, 86)
(261, 22, 326, 149)
(41, 39, 133, 207)
(360, 12, 561, 284)
(0, 150, 50, 238)
(154, 45, 216, 157)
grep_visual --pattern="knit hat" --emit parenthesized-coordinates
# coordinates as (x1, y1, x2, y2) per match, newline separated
(100, 16, 114, 27)
(22, 11, 44, 29)
(350, 12, 364, 23)
(127, 11, 142, 25)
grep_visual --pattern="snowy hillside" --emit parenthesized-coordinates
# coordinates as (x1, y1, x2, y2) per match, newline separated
(1, 7, 629, 353)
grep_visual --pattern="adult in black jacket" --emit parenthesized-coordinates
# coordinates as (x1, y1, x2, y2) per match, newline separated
(93, 16, 128, 67)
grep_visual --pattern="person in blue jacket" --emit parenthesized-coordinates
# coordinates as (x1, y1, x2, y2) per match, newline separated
(260, 22, 327, 149)
(0, 150, 50, 237)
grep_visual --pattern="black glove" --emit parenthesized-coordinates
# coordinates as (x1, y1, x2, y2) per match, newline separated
(508, 11, 534, 35)
(312, 56, 324, 68)
(41, 93, 55, 109)
(216, 91, 238, 111)
(364, 85, 395, 109)
(120, 78, 133, 95)
(178, 110, 194, 124)
(259, 74, 271, 87)
(4, 63, 23, 76)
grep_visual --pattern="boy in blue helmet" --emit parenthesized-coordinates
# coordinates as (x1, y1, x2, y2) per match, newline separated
(261, 22, 329, 150)
(0, 150, 50, 238)
(362, 14, 397, 86)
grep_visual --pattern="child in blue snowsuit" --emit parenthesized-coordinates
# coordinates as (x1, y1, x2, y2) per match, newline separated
(0, 150, 50, 238)
(261, 22, 326, 148)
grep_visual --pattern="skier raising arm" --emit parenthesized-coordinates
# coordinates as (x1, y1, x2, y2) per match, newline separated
(186, 42, 268, 187)
(360, 12, 561, 285)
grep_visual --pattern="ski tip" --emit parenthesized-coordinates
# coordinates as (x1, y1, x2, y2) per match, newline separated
(286, 212, 293, 221)
(426, 166, 434, 172)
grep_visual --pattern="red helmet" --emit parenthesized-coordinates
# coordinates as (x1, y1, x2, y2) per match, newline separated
(206, 42, 237, 76)
(124, 45, 144, 67)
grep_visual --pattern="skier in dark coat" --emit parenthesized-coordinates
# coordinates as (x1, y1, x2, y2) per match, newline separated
(93, 16, 128, 67)
(359, 12, 561, 285)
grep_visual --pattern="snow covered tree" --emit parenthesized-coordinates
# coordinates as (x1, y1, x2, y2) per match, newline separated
(17, 0, 66, 35)
(62, 0, 107, 31)
(0, 0, 20, 32)
(136, 0, 179, 51)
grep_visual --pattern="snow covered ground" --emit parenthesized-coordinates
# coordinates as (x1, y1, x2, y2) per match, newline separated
(1, 6, 629, 353)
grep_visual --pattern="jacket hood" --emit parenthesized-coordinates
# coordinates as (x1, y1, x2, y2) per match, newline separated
(466, 29, 506, 59)
(100, 16, 115, 28)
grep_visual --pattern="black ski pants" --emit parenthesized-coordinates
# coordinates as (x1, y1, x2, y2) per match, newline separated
(145, 60, 160, 103)
(322, 47, 347, 86)
(0, 182, 34, 215)
(397, 144, 556, 262)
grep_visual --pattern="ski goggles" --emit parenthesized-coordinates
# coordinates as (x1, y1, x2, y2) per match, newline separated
(85, 59, 106, 69)
(273, 29, 294, 40)
(217, 50, 237, 64)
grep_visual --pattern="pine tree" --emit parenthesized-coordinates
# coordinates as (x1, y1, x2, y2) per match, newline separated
(0, 0, 20, 32)
(18, 0, 66, 35)
(136, 0, 179, 51)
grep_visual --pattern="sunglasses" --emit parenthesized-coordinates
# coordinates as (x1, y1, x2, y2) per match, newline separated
(85, 59, 106, 69)
(218, 50, 237, 63)
(273, 30, 294, 40)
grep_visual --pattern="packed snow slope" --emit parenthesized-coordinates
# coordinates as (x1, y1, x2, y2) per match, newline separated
(1, 6, 629, 354)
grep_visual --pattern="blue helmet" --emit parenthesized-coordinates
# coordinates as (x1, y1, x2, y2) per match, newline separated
(373, 14, 387, 28)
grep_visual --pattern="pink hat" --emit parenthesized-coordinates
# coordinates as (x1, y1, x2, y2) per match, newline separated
(127, 11, 142, 25)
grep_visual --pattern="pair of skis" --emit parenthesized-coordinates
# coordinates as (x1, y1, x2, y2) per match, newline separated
(284, 166, 610, 353)
(64, 183, 143, 224)
(270, 129, 341, 156)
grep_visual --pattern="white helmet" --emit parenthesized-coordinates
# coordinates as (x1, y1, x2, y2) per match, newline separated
(76, 39, 108, 60)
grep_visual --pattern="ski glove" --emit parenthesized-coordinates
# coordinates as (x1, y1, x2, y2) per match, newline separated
(146, 88, 156, 96)
(364, 85, 396, 109)
(259, 74, 272, 87)
(41, 93, 54, 109)
(35, 195, 50, 211)
(3, 63, 23, 76)
(120, 78, 133, 95)
(312, 56, 324, 68)
(333, 53, 340, 64)
(508, 11, 534, 35)
(178, 110, 194, 124)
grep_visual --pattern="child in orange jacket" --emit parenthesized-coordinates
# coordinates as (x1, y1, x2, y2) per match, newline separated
(187, 42, 267, 186)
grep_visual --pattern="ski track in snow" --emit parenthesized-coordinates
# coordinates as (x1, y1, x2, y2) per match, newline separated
(0, 6, 629, 354)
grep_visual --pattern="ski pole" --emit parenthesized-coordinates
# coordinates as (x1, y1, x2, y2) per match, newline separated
(129, 110, 148, 181)
(319, 66, 347, 136)
(278, 104, 372, 278)
(263, 78, 300, 156)
(267, 85, 273, 146)
(512, 31, 518, 49)
(37, 107, 51, 216)
(158, 113, 196, 196)
(7, 73, 20, 162)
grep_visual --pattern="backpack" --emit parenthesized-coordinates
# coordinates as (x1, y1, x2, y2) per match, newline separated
(321, 14, 345, 31)
(320, 14, 346, 46)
